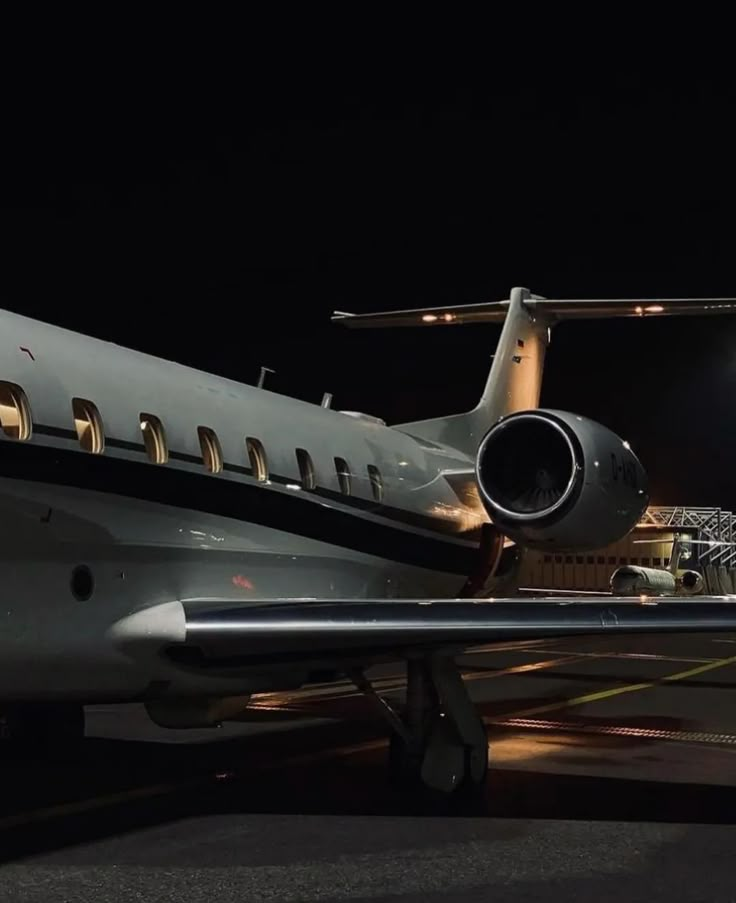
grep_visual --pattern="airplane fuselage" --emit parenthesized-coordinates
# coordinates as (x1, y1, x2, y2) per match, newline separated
(0, 309, 501, 701)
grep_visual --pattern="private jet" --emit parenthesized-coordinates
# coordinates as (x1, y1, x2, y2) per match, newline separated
(610, 534, 731, 596)
(3, 285, 736, 794)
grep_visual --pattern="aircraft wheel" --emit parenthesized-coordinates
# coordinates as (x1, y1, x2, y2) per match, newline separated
(387, 719, 489, 798)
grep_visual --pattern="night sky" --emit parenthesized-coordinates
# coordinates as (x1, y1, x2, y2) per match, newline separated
(2, 69, 736, 508)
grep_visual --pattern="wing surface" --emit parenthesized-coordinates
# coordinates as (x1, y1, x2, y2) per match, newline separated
(145, 596, 736, 669)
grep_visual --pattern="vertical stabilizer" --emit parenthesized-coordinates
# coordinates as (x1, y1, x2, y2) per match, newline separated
(332, 287, 736, 458)
(394, 287, 550, 454)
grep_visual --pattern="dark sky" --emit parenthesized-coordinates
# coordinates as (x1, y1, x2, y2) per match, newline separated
(2, 69, 736, 508)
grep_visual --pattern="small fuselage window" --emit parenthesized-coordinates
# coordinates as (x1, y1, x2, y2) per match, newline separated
(198, 426, 223, 473)
(296, 447, 316, 490)
(367, 464, 383, 502)
(72, 397, 104, 453)
(334, 457, 351, 496)
(140, 413, 168, 464)
(0, 381, 32, 440)
(246, 437, 268, 482)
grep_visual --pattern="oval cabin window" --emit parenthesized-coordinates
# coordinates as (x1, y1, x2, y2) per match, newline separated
(246, 437, 268, 482)
(198, 426, 223, 473)
(334, 457, 351, 496)
(367, 464, 383, 502)
(72, 397, 104, 453)
(139, 413, 168, 464)
(0, 381, 32, 440)
(295, 447, 316, 490)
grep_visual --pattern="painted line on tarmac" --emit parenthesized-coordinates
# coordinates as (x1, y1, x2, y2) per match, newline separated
(9, 654, 732, 830)
(489, 716, 736, 746)
(494, 653, 736, 720)
(247, 654, 590, 713)
(527, 649, 718, 664)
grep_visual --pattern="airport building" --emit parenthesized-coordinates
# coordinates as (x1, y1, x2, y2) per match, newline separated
(517, 507, 736, 595)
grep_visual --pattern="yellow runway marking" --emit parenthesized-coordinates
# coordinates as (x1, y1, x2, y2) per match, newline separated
(496, 653, 736, 720)
(6, 652, 734, 830)
(248, 655, 588, 712)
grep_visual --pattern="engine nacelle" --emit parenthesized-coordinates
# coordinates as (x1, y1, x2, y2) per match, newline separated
(678, 570, 704, 594)
(475, 409, 648, 551)
(610, 565, 676, 595)
(610, 565, 703, 596)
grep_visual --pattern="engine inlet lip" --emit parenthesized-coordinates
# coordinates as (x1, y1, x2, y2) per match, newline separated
(476, 412, 580, 522)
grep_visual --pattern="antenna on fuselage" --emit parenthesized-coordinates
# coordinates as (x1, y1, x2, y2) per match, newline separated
(321, 392, 333, 408)
(257, 366, 275, 389)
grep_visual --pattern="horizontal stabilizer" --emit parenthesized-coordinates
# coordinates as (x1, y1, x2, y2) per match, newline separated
(332, 295, 736, 328)
(167, 597, 736, 666)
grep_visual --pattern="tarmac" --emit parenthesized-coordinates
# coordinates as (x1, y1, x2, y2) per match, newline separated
(3, 631, 736, 901)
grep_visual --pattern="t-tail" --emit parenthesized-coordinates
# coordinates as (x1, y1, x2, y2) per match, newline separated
(335, 287, 736, 556)
(333, 287, 736, 457)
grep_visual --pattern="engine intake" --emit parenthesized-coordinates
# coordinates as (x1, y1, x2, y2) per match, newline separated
(679, 570, 704, 594)
(476, 409, 648, 551)
(476, 413, 579, 519)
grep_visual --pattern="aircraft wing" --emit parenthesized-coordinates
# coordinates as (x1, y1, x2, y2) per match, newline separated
(128, 597, 736, 670)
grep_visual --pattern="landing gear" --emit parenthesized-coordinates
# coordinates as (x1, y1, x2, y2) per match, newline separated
(0, 703, 85, 758)
(349, 656, 488, 795)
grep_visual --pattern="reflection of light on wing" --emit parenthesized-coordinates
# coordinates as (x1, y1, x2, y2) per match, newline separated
(429, 502, 486, 532)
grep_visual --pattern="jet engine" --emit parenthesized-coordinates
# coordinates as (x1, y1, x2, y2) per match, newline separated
(475, 409, 648, 551)
(678, 569, 704, 594)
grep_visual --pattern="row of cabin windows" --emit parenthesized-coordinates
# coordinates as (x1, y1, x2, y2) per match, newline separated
(0, 381, 384, 502)
(543, 554, 668, 567)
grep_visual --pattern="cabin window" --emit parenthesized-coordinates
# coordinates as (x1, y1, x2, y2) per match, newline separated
(72, 397, 104, 454)
(296, 448, 316, 490)
(334, 457, 351, 496)
(140, 413, 168, 464)
(0, 381, 32, 440)
(198, 426, 223, 474)
(246, 437, 268, 482)
(367, 464, 383, 502)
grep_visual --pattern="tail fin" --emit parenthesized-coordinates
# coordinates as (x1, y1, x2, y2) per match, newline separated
(332, 287, 736, 456)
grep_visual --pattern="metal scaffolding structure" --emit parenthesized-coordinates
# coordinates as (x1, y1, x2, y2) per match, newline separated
(518, 506, 736, 596)
(638, 506, 736, 567)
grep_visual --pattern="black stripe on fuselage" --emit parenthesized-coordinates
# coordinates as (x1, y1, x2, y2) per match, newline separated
(34, 425, 478, 539)
(0, 433, 483, 575)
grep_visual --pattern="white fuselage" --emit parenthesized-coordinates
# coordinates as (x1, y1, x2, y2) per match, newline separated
(0, 309, 509, 701)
